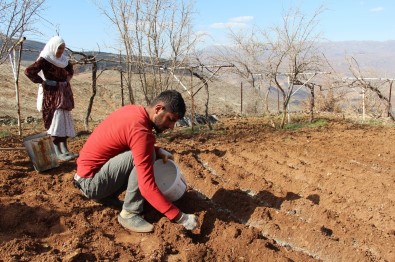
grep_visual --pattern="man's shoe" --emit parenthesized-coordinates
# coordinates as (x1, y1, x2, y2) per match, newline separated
(118, 214, 154, 233)
(95, 196, 124, 209)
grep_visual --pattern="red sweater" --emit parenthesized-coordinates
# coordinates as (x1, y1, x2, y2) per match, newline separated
(76, 105, 180, 220)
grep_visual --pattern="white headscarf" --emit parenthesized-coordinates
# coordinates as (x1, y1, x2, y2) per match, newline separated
(39, 36, 68, 68)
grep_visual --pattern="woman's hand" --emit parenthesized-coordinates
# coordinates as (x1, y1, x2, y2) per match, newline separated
(44, 79, 57, 86)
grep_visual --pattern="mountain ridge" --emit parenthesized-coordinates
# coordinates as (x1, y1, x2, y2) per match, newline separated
(200, 40, 395, 76)
(6, 38, 395, 75)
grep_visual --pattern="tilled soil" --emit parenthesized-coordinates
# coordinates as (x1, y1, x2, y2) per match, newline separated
(0, 117, 394, 261)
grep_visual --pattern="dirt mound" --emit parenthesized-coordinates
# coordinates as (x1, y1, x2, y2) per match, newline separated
(0, 117, 394, 261)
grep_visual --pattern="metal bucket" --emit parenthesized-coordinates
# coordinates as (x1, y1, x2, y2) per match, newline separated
(23, 132, 59, 172)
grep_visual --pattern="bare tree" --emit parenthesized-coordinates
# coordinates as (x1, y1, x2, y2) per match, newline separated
(187, 62, 233, 130)
(68, 49, 121, 131)
(68, 50, 99, 131)
(262, 6, 326, 128)
(96, 0, 136, 104)
(97, 0, 198, 105)
(0, 0, 45, 64)
(346, 57, 395, 121)
(308, 73, 347, 115)
(217, 27, 267, 89)
(209, 27, 268, 115)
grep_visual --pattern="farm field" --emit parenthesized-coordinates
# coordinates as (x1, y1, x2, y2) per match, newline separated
(0, 117, 394, 261)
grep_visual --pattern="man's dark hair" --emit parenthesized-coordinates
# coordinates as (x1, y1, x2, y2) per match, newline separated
(150, 90, 186, 118)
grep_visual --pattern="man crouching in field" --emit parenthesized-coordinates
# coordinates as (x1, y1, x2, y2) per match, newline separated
(74, 90, 198, 233)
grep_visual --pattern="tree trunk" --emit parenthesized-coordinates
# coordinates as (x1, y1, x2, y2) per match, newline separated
(264, 88, 270, 116)
(309, 85, 315, 123)
(84, 60, 97, 131)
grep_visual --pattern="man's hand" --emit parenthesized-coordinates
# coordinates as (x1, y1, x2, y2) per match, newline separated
(175, 212, 199, 230)
(157, 148, 173, 163)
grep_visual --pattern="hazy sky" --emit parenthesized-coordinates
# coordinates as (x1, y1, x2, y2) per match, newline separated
(25, 0, 395, 52)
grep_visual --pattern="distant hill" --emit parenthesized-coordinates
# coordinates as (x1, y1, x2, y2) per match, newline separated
(18, 39, 175, 74)
(11, 39, 123, 72)
(320, 40, 395, 75)
(200, 40, 395, 76)
(2, 38, 392, 76)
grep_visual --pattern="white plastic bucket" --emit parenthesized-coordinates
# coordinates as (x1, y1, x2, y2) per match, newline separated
(153, 159, 187, 202)
(23, 132, 59, 172)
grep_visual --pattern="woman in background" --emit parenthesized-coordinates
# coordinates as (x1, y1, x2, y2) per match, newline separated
(25, 36, 77, 161)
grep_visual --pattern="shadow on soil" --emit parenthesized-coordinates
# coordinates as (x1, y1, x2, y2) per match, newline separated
(169, 188, 302, 244)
